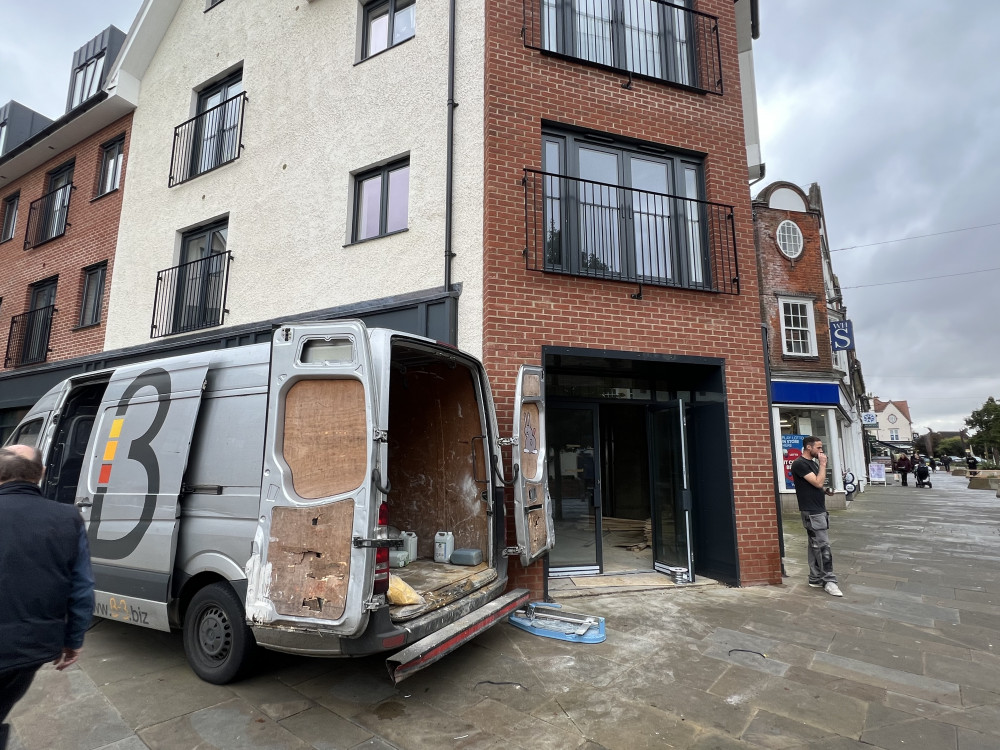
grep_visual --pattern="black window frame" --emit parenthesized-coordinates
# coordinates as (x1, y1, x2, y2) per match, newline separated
(1, 192, 18, 243)
(173, 219, 230, 334)
(540, 127, 708, 288)
(190, 71, 244, 178)
(96, 135, 126, 198)
(70, 53, 106, 110)
(351, 158, 410, 243)
(78, 262, 108, 328)
(0, 121, 7, 154)
(361, 0, 416, 60)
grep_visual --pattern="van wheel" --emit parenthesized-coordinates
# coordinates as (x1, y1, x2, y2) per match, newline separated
(183, 582, 256, 684)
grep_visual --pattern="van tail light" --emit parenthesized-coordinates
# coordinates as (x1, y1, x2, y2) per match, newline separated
(373, 501, 390, 595)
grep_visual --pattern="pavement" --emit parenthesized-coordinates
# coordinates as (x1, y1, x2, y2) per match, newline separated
(9, 469, 1000, 749)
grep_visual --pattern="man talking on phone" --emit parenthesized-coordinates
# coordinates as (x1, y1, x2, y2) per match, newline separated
(790, 436, 843, 597)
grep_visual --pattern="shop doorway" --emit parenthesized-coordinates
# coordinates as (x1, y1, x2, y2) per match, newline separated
(544, 349, 738, 584)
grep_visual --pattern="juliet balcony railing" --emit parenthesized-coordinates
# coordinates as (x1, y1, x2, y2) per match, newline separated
(150, 251, 232, 338)
(523, 169, 739, 294)
(5, 305, 56, 368)
(523, 0, 723, 95)
(168, 92, 247, 187)
(24, 184, 74, 250)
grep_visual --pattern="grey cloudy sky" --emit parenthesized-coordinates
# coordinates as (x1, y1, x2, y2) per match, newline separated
(754, 1, 1000, 433)
(2, 1, 995, 433)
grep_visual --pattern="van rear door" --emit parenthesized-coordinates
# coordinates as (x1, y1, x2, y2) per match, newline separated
(80, 359, 211, 631)
(511, 365, 555, 566)
(246, 321, 378, 637)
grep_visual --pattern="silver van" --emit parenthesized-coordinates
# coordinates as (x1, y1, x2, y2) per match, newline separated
(5, 321, 553, 683)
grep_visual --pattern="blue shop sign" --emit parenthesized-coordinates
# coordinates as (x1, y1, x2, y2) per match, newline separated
(772, 381, 840, 406)
(830, 320, 855, 351)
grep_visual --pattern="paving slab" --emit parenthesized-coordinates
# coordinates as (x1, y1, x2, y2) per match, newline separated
(739, 709, 833, 748)
(137, 697, 313, 749)
(99, 664, 234, 729)
(859, 716, 959, 749)
(277, 706, 375, 749)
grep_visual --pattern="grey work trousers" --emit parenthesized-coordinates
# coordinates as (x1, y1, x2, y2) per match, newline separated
(801, 511, 837, 585)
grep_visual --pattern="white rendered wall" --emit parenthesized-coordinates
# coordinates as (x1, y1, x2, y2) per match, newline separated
(104, 0, 485, 356)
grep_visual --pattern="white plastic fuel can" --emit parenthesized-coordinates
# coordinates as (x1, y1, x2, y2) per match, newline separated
(434, 531, 455, 563)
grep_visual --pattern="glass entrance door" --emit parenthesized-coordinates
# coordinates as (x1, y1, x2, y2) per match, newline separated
(548, 404, 601, 574)
(648, 400, 693, 580)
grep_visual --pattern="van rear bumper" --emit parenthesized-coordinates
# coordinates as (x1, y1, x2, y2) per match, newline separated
(385, 588, 529, 683)
(341, 575, 511, 656)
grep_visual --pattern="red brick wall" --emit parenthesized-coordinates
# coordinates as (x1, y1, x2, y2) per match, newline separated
(0, 114, 132, 370)
(754, 205, 836, 374)
(484, 0, 780, 595)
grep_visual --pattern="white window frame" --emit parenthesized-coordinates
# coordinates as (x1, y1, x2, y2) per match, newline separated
(776, 220, 803, 259)
(889, 428, 899, 441)
(778, 296, 816, 357)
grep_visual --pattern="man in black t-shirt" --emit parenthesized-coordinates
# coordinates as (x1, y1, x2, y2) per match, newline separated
(790, 436, 843, 597)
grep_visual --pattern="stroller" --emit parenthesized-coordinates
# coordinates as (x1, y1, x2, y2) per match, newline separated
(915, 462, 932, 488)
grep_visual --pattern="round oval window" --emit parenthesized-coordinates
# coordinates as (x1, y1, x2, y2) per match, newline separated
(776, 220, 804, 259)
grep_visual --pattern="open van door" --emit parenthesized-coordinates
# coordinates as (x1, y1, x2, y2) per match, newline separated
(246, 321, 378, 638)
(80, 358, 210, 632)
(511, 365, 554, 566)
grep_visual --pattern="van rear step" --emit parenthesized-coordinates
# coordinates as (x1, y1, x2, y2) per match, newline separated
(386, 588, 529, 684)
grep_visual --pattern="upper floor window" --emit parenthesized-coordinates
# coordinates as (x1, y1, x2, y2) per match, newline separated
(353, 159, 410, 242)
(169, 71, 246, 187)
(363, 0, 416, 59)
(70, 54, 105, 109)
(528, 0, 722, 95)
(151, 220, 232, 338)
(778, 297, 816, 357)
(0, 121, 7, 154)
(1, 193, 17, 243)
(79, 262, 107, 328)
(25, 163, 74, 250)
(5, 277, 58, 368)
(776, 220, 803, 259)
(97, 136, 125, 197)
(889, 429, 900, 441)
(528, 128, 736, 292)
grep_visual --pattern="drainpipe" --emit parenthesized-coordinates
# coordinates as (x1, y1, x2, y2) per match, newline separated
(443, 0, 457, 291)
(761, 323, 786, 567)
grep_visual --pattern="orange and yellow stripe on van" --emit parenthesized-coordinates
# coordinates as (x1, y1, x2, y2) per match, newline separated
(98, 418, 125, 485)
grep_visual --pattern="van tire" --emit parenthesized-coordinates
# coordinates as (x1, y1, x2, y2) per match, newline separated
(183, 582, 257, 684)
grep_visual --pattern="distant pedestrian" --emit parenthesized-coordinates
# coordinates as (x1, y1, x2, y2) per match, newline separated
(0, 445, 94, 749)
(929, 457, 937, 473)
(942, 456, 952, 472)
(967, 455, 979, 477)
(895, 454, 912, 486)
(790, 436, 843, 597)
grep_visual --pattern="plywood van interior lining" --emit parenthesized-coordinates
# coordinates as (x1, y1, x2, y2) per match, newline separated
(386, 352, 489, 561)
(283, 379, 367, 499)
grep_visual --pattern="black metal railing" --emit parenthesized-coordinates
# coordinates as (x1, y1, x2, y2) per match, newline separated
(523, 169, 739, 294)
(168, 92, 247, 187)
(24, 185, 73, 250)
(150, 251, 232, 338)
(523, 0, 722, 95)
(5, 305, 56, 368)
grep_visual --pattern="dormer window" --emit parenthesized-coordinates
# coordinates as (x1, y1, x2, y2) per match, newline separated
(70, 54, 105, 109)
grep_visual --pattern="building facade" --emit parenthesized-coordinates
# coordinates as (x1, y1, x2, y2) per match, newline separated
(484, 0, 778, 588)
(0, 27, 133, 442)
(871, 398, 914, 454)
(754, 181, 870, 511)
(4, 0, 779, 593)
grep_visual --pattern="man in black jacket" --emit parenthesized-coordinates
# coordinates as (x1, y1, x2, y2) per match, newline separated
(0, 445, 94, 749)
